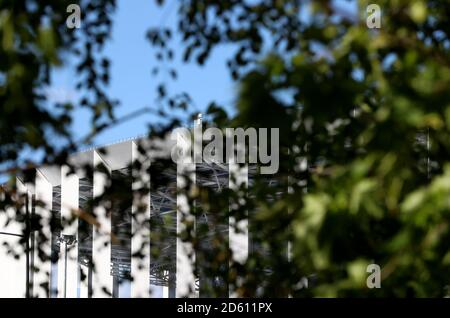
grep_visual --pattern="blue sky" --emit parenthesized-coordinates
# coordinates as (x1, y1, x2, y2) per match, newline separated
(0, 0, 359, 183)
(49, 0, 357, 149)
(50, 0, 236, 149)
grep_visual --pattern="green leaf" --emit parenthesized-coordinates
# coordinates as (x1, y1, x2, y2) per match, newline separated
(409, 1, 427, 24)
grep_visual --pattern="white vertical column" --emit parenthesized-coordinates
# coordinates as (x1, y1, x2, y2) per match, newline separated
(58, 166, 79, 298)
(33, 170, 53, 298)
(23, 180, 34, 298)
(176, 161, 197, 298)
(174, 123, 199, 298)
(0, 179, 27, 298)
(228, 163, 249, 298)
(78, 263, 89, 298)
(92, 151, 113, 297)
(131, 142, 151, 298)
(75, 157, 90, 299)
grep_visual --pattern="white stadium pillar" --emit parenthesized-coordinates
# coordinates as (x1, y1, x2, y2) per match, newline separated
(175, 126, 198, 297)
(78, 263, 90, 298)
(66, 151, 94, 299)
(92, 150, 113, 297)
(0, 179, 28, 298)
(58, 165, 79, 298)
(33, 169, 54, 297)
(131, 141, 151, 297)
(228, 163, 249, 298)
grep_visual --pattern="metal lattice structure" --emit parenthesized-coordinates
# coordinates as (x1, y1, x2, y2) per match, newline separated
(1, 136, 280, 298)
(78, 177, 93, 269)
(149, 167, 177, 287)
(195, 163, 230, 296)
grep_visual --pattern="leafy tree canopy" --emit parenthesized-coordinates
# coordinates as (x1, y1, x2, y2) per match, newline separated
(1, 0, 450, 297)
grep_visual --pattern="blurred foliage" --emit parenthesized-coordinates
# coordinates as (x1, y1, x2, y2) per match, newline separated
(1, 0, 450, 297)
(154, 0, 450, 297)
(0, 0, 117, 175)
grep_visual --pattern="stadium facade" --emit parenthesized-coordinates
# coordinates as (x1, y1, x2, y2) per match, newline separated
(0, 135, 256, 298)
